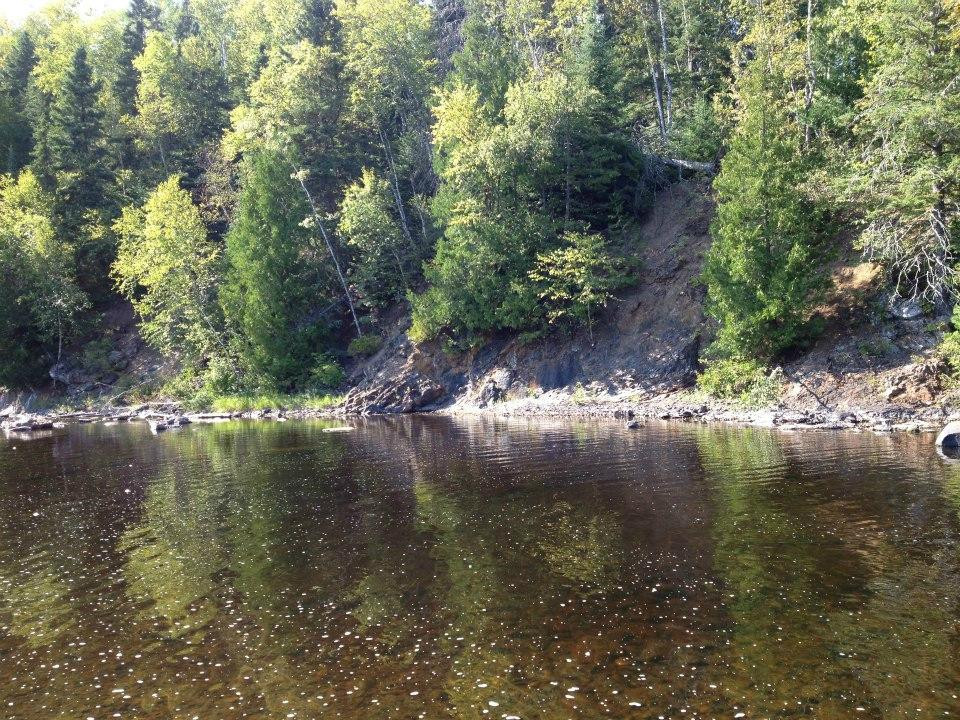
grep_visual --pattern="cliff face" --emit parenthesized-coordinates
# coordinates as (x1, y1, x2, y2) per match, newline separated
(344, 179, 952, 418)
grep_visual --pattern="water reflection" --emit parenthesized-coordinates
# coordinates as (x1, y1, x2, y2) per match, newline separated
(0, 418, 959, 718)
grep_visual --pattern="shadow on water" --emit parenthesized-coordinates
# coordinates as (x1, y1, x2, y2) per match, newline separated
(0, 417, 959, 718)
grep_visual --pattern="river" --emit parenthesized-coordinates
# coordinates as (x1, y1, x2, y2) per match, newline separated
(1, 417, 959, 719)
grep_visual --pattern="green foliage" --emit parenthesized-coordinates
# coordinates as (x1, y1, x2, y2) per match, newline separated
(347, 333, 383, 357)
(939, 305, 960, 372)
(112, 175, 222, 366)
(114, 0, 156, 117)
(80, 337, 114, 374)
(702, 0, 826, 362)
(206, 392, 343, 413)
(309, 353, 345, 389)
(0, 31, 37, 174)
(697, 356, 781, 406)
(0, 0, 954, 405)
(221, 151, 331, 387)
(529, 231, 628, 336)
(843, 0, 960, 304)
(134, 31, 228, 176)
(0, 170, 87, 384)
(411, 10, 644, 344)
(338, 168, 411, 307)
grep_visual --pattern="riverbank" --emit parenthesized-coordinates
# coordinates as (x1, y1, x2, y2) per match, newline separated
(1, 385, 951, 437)
(5, 183, 957, 439)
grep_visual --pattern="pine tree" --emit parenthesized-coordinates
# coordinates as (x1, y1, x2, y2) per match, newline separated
(115, 0, 158, 117)
(0, 31, 37, 173)
(47, 47, 111, 215)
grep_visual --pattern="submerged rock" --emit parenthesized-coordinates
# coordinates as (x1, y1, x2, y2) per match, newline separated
(936, 421, 960, 448)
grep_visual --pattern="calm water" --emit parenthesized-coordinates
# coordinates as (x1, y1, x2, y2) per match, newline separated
(1, 417, 960, 720)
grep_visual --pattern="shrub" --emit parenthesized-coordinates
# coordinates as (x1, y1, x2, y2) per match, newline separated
(347, 334, 383, 357)
(309, 353, 345, 389)
(697, 356, 781, 406)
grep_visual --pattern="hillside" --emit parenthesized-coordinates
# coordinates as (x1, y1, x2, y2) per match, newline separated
(343, 180, 951, 426)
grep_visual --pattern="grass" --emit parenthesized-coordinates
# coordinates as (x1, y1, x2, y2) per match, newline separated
(208, 393, 344, 413)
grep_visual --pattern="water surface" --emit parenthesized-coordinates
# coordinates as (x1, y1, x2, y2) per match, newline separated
(1, 417, 960, 719)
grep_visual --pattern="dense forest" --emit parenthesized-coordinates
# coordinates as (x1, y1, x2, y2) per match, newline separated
(0, 0, 957, 403)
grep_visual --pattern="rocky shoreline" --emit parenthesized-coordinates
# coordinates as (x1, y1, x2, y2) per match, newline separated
(444, 391, 951, 434)
(0, 401, 341, 436)
(1, 389, 953, 438)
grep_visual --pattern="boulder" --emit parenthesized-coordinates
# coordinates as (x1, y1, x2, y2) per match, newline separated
(891, 299, 923, 320)
(936, 421, 960, 448)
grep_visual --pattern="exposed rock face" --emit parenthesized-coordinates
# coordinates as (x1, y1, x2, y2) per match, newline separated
(882, 359, 945, 405)
(343, 338, 460, 414)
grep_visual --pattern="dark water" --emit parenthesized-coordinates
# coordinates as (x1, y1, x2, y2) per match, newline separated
(1, 418, 960, 719)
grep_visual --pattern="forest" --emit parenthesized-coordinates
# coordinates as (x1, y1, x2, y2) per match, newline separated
(0, 0, 957, 403)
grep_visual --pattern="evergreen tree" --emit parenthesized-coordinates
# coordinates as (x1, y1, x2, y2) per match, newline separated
(702, 0, 825, 365)
(115, 0, 158, 118)
(845, 0, 960, 303)
(221, 152, 336, 387)
(47, 47, 111, 215)
(0, 31, 37, 173)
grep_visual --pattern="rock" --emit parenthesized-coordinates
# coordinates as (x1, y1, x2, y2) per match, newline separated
(477, 379, 505, 408)
(148, 419, 169, 433)
(107, 350, 130, 370)
(893, 421, 933, 433)
(3, 414, 55, 432)
(753, 411, 777, 427)
(891, 299, 923, 320)
(49, 362, 73, 384)
(936, 421, 960, 448)
(625, 419, 641, 429)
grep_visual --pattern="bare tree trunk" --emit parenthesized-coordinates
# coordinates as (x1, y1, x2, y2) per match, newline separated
(521, 18, 541, 74)
(681, 0, 693, 74)
(655, 0, 673, 130)
(289, 162, 362, 336)
(804, 0, 816, 148)
(646, 38, 668, 142)
(564, 136, 572, 226)
(377, 124, 420, 256)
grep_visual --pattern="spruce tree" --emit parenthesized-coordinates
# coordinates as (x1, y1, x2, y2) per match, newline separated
(115, 0, 157, 117)
(46, 47, 114, 300)
(47, 47, 111, 215)
(0, 31, 37, 173)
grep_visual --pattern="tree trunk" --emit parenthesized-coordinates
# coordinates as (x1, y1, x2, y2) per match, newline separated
(804, 0, 816, 148)
(289, 161, 362, 336)
(655, 0, 673, 130)
(377, 124, 420, 256)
